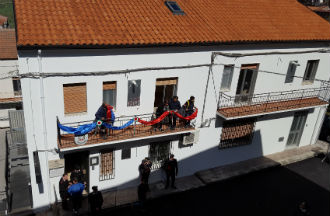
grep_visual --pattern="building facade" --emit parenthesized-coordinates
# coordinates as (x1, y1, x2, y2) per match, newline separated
(14, 0, 330, 210)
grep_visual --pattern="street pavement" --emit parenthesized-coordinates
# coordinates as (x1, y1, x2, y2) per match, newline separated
(104, 157, 329, 216)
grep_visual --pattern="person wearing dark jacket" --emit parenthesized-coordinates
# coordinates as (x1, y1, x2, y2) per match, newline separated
(168, 96, 181, 130)
(138, 158, 152, 191)
(164, 154, 178, 189)
(71, 165, 84, 183)
(59, 173, 70, 210)
(88, 186, 103, 215)
(68, 177, 85, 215)
(155, 100, 169, 131)
(95, 103, 107, 121)
(183, 96, 195, 127)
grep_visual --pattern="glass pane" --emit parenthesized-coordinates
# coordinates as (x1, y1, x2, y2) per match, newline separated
(127, 80, 141, 106)
(103, 89, 116, 108)
(242, 69, 253, 93)
(221, 66, 233, 90)
(236, 69, 245, 95)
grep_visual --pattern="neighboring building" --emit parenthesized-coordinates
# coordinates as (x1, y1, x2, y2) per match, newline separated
(299, 0, 330, 21)
(0, 29, 21, 128)
(0, 15, 9, 29)
(14, 0, 330, 211)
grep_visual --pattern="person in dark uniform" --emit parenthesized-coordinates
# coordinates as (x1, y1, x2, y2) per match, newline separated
(88, 186, 103, 215)
(168, 96, 181, 130)
(137, 180, 148, 205)
(138, 158, 152, 191)
(183, 96, 195, 127)
(71, 165, 84, 183)
(59, 173, 70, 210)
(155, 100, 169, 131)
(164, 154, 178, 189)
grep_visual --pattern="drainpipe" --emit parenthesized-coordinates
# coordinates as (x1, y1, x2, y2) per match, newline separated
(37, 49, 52, 207)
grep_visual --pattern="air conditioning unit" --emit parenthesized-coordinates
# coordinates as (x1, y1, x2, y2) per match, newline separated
(182, 130, 199, 146)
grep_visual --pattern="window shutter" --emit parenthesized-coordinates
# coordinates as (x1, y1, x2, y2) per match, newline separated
(156, 78, 178, 86)
(285, 61, 297, 83)
(103, 81, 116, 90)
(63, 83, 87, 114)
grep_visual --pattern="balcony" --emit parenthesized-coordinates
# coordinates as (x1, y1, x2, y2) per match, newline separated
(217, 87, 329, 119)
(57, 113, 195, 151)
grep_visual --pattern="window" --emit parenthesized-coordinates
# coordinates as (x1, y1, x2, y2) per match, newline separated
(127, 80, 141, 107)
(121, 148, 131, 160)
(103, 81, 116, 108)
(285, 61, 298, 83)
(220, 118, 256, 149)
(100, 149, 115, 181)
(63, 83, 87, 114)
(149, 141, 171, 169)
(165, 1, 185, 15)
(154, 77, 177, 107)
(303, 60, 319, 83)
(220, 65, 234, 91)
(12, 78, 22, 96)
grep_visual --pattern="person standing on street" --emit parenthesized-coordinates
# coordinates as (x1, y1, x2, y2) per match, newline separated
(88, 186, 103, 215)
(164, 154, 178, 189)
(68, 177, 85, 215)
(139, 158, 152, 191)
(59, 173, 70, 210)
(71, 165, 84, 183)
(168, 96, 181, 130)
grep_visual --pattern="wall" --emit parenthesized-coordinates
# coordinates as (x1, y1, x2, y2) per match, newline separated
(17, 43, 330, 209)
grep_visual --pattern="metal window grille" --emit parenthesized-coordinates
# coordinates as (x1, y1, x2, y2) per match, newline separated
(149, 141, 171, 170)
(220, 118, 256, 149)
(99, 149, 115, 181)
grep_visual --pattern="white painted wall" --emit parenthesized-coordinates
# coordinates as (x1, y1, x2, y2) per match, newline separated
(17, 43, 330, 210)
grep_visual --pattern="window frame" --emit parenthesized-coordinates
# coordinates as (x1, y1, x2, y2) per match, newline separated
(12, 77, 22, 96)
(220, 65, 234, 91)
(302, 60, 319, 84)
(99, 149, 115, 181)
(121, 148, 131, 160)
(285, 61, 298, 83)
(127, 80, 141, 107)
(63, 82, 87, 114)
(103, 81, 117, 109)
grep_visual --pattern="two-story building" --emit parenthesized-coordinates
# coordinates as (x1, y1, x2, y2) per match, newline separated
(14, 0, 330, 210)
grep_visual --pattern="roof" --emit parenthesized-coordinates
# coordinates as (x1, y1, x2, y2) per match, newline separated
(0, 15, 8, 26)
(14, 0, 330, 48)
(0, 29, 17, 59)
(308, 5, 330, 13)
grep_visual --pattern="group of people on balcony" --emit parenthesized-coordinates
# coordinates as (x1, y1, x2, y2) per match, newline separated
(155, 95, 196, 131)
(93, 95, 196, 134)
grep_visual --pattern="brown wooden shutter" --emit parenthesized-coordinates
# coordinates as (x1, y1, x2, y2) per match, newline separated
(241, 64, 258, 70)
(63, 83, 87, 114)
(103, 81, 116, 90)
(156, 78, 178, 86)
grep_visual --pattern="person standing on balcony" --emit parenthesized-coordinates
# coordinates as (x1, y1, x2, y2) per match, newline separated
(155, 100, 169, 131)
(168, 96, 181, 130)
(68, 177, 85, 215)
(59, 173, 70, 210)
(164, 154, 178, 189)
(95, 103, 112, 137)
(183, 96, 195, 127)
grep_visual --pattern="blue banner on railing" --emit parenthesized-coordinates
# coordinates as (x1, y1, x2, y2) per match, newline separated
(103, 119, 134, 130)
(58, 122, 97, 136)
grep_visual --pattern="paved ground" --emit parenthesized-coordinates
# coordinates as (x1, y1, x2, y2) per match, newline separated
(104, 157, 329, 216)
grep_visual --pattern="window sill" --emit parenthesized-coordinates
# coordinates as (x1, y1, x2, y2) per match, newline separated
(302, 81, 314, 85)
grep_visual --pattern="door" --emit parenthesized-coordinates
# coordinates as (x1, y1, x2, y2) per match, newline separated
(149, 141, 171, 169)
(286, 111, 308, 147)
(154, 78, 177, 108)
(235, 64, 258, 103)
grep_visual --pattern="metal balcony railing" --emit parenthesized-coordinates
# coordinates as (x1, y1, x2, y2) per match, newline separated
(57, 113, 194, 149)
(217, 87, 330, 118)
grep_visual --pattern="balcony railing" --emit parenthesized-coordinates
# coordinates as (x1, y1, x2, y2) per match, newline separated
(217, 87, 330, 118)
(57, 113, 195, 149)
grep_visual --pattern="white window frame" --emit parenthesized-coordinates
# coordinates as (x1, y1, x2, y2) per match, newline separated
(220, 65, 234, 91)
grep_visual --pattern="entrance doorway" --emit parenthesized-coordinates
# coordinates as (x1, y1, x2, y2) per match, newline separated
(64, 151, 89, 192)
(149, 141, 171, 169)
(235, 64, 258, 103)
(286, 111, 308, 148)
(154, 78, 178, 108)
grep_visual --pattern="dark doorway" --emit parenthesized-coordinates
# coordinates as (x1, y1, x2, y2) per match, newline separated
(235, 64, 259, 103)
(64, 151, 89, 192)
(154, 78, 178, 108)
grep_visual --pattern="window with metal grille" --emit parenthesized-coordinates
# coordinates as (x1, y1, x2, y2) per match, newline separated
(149, 141, 171, 169)
(127, 80, 141, 107)
(220, 65, 234, 91)
(303, 60, 319, 83)
(63, 83, 87, 114)
(220, 118, 256, 149)
(99, 149, 115, 181)
(103, 81, 117, 108)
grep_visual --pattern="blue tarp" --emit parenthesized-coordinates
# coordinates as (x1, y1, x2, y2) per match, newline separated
(58, 122, 97, 136)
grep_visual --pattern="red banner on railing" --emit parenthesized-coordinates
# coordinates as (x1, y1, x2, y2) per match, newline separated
(137, 108, 198, 126)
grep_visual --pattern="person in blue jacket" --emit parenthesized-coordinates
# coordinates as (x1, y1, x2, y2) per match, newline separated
(168, 96, 181, 130)
(68, 177, 85, 215)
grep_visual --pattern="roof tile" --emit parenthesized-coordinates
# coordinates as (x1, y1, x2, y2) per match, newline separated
(14, 0, 330, 47)
(0, 29, 17, 59)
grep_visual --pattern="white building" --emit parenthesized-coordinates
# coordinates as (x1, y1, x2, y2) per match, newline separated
(13, 0, 330, 210)
(0, 29, 21, 128)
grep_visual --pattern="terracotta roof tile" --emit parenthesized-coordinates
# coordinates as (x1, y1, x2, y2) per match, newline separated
(0, 29, 17, 59)
(14, 0, 330, 47)
(0, 15, 8, 26)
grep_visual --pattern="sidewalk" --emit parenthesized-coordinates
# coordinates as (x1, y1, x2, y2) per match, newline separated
(42, 141, 328, 216)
